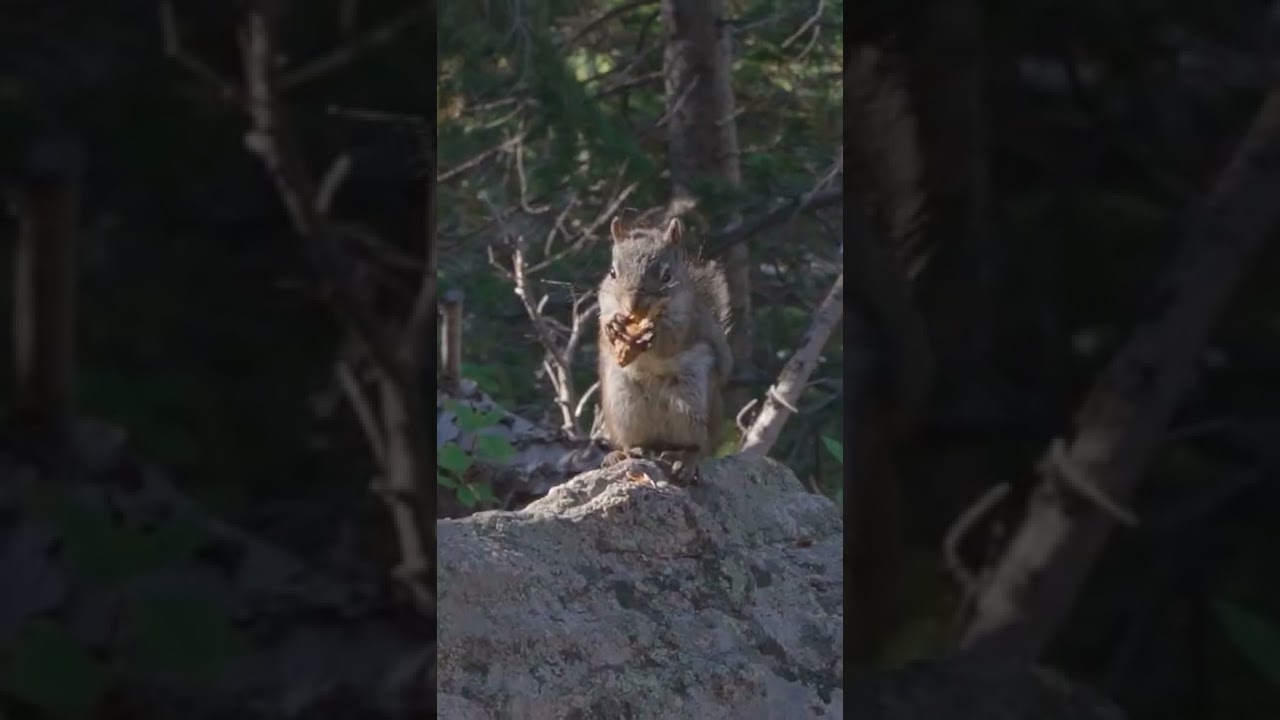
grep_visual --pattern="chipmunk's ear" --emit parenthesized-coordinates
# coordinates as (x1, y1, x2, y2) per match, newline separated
(609, 216, 628, 244)
(663, 217, 682, 246)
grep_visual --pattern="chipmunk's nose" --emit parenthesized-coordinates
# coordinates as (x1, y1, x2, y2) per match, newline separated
(629, 295, 653, 317)
(621, 293, 648, 316)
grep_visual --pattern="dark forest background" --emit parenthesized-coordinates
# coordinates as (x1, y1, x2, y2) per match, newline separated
(0, 0, 1278, 718)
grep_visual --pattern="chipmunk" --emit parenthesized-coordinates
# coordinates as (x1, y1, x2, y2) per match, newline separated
(597, 215, 733, 480)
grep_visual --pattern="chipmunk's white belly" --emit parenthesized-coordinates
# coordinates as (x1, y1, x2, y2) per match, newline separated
(609, 345, 712, 448)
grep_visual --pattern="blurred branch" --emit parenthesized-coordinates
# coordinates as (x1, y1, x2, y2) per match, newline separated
(944, 483, 1012, 603)
(439, 131, 529, 183)
(233, 10, 433, 614)
(780, 0, 826, 50)
(563, 0, 654, 47)
(280, 6, 428, 89)
(236, 13, 404, 386)
(316, 153, 353, 213)
(962, 83, 1280, 662)
(327, 105, 430, 130)
(158, 0, 241, 103)
(705, 182, 843, 258)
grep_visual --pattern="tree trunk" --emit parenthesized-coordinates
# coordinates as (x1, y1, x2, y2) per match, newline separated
(8, 136, 83, 467)
(661, 0, 750, 411)
(846, 44, 935, 665)
(904, 0, 991, 400)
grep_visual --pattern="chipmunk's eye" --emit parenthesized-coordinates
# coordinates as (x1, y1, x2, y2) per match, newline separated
(609, 266, 617, 279)
(659, 266, 672, 284)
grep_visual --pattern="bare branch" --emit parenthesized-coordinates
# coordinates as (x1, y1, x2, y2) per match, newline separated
(158, 0, 241, 102)
(706, 183, 843, 258)
(1045, 438, 1139, 526)
(575, 380, 601, 422)
(525, 177, 641, 274)
(236, 11, 405, 387)
(780, 0, 825, 50)
(962, 84, 1280, 661)
(563, 0, 653, 47)
(944, 483, 1012, 598)
(280, 7, 428, 88)
(735, 397, 760, 434)
(220, 10, 434, 615)
(510, 246, 584, 436)
(336, 361, 386, 468)
(740, 272, 844, 457)
(327, 105, 429, 130)
(316, 153, 353, 213)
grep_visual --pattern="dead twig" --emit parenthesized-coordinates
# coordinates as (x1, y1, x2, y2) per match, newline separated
(439, 131, 530, 183)
(563, 0, 653, 47)
(316, 153, 353, 213)
(336, 360, 386, 467)
(1044, 437, 1139, 526)
(962, 84, 1280, 661)
(740, 272, 844, 457)
(780, 0, 826, 50)
(575, 380, 601, 423)
(735, 397, 760, 434)
(504, 234, 597, 438)
(706, 183, 843, 259)
(220, 10, 433, 614)
(944, 483, 1012, 599)
(158, 0, 241, 102)
(280, 7, 428, 88)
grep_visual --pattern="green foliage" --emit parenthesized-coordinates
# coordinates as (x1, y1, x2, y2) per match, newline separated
(6, 488, 248, 705)
(714, 420, 741, 458)
(1214, 600, 1280, 688)
(1, 620, 108, 720)
(821, 436, 843, 465)
(26, 487, 210, 585)
(438, 401, 513, 509)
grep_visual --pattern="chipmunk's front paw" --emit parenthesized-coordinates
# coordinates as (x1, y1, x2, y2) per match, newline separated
(657, 450, 700, 484)
(604, 315, 626, 344)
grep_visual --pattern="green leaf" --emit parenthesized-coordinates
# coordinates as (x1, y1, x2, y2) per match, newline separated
(456, 484, 479, 508)
(474, 434, 515, 463)
(474, 483, 498, 503)
(437, 442, 472, 475)
(437, 473, 459, 488)
(2, 620, 107, 719)
(123, 594, 246, 684)
(714, 420, 740, 458)
(1213, 600, 1280, 688)
(821, 436, 844, 465)
(455, 405, 489, 432)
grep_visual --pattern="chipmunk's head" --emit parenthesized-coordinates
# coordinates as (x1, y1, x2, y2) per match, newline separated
(603, 215, 690, 317)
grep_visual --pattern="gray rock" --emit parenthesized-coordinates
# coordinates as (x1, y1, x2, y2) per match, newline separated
(436, 455, 844, 719)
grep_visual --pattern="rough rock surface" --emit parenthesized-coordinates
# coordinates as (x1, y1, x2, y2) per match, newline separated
(436, 455, 844, 719)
